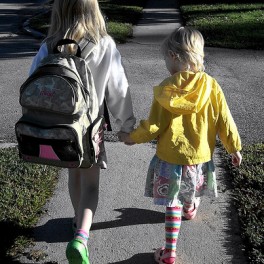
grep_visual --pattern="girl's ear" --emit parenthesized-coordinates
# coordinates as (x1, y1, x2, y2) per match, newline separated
(168, 50, 177, 60)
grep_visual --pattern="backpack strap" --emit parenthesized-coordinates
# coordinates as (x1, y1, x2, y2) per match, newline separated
(78, 38, 96, 60)
(46, 39, 82, 57)
(103, 99, 112, 131)
(54, 39, 82, 57)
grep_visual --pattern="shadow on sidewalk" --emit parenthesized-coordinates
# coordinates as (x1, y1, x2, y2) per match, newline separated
(0, 220, 31, 263)
(108, 252, 155, 264)
(31, 208, 164, 243)
(91, 208, 164, 231)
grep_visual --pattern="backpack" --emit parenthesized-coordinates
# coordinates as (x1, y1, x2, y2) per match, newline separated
(15, 38, 104, 168)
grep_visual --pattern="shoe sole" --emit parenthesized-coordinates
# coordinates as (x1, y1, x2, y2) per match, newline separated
(154, 247, 176, 264)
(66, 242, 89, 264)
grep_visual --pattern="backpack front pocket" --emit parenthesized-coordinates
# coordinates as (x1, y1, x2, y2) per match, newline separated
(15, 121, 83, 168)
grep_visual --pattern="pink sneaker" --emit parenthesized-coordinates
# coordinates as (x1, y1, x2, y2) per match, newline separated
(183, 198, 200, 220)
(154, 247, 176, 264)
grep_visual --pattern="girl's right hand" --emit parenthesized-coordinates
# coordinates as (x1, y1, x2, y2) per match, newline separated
(231, 151, 242, 167)
(117, 132, 135, 145)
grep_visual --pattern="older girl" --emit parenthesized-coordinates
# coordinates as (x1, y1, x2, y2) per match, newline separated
(29, 0, 136, 263)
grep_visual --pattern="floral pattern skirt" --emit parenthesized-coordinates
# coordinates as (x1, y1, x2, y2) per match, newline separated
(144, 155, 217, 207)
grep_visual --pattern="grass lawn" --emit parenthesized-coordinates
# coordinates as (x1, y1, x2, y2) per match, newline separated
(221, 143, 264, 264)
(179, 0, 264, 49)
(0, 147, 59, 262)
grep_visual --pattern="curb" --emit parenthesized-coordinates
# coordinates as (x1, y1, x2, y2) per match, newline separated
(0, 143, 17, 149)
(23, 19, 46, 39)
(22, 0, 53, 39)
(23, 10, 49, 39)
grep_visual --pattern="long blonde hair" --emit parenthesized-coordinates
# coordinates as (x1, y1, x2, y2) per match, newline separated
(161, 27, 205, 72)
(47, 0, 107, 50)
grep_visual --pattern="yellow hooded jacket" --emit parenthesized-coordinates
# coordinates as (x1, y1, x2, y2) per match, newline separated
(130, 71, 242, 165)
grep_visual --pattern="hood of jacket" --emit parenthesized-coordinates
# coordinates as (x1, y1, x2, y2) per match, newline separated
(154, 71, 212, 115)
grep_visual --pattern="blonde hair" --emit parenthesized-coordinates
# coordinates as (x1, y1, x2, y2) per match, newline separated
(47, 0, 107, 51)
(161, 26, 205, 72)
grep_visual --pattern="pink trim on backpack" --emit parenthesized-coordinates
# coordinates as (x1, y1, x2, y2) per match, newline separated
(39, 145, 60, 160)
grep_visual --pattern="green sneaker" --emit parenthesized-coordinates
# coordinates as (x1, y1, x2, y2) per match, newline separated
(66, 238, 89, 264)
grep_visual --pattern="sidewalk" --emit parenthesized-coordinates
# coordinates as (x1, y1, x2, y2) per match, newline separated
(132, 0, 183, 43)
(15, 0, 249, 263)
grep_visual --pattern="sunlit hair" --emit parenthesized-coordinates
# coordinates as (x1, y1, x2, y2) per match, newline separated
(161, 26, 205, 72)
(46, 0, 107, 51)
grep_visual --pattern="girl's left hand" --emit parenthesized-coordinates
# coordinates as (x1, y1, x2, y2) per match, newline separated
(231, 151, 242, 167)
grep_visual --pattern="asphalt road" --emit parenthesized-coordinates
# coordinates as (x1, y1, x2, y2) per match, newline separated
(0, 0, 263, 263)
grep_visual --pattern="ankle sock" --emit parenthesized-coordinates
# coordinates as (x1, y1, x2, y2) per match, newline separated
(165, 205, 182, 252)
(75, 229, 89, 243)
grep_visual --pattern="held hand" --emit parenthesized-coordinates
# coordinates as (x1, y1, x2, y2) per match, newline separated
(117, 131, 127, 142)
(117, 132, 135, 145)
(231, 151, 242, 167)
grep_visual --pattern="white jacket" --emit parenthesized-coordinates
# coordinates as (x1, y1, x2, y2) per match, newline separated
(29, 35, 136, 133)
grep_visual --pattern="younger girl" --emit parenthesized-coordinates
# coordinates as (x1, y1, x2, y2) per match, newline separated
(29, 0, 135, 263)
(119, 27, 242, 264)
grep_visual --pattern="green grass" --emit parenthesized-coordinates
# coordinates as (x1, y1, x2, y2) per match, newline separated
(107, 21, 133, 43)
(179, 1, 264, 49)
(0, 147, 59, 262)
(221, 143, 264, 263)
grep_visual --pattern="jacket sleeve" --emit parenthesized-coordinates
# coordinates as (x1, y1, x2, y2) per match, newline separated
(217, 88, 242, 154)
(130, 98, 172, 143)
(29, 43, 48, 75)
(105, 39, 136, 133)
